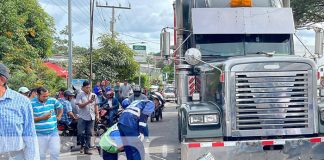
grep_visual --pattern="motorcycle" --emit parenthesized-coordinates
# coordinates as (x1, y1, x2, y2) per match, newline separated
(95, 106, 123, 137)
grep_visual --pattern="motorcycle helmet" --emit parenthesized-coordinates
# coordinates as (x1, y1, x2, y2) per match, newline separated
(106, 90, 114, 98)
(133, 85, 141, 97)
(121, 98, 130, 109)
(150, 92, 165, 107)
(63, 90, 75, 98)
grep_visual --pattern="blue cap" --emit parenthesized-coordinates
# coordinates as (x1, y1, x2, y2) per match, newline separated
(121, 99, 130, 109)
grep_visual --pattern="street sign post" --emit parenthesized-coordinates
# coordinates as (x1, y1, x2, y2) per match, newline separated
(72, 79, 87, 90)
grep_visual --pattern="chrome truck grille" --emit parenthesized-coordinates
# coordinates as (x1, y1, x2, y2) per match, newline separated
(234, 71, 309, 131)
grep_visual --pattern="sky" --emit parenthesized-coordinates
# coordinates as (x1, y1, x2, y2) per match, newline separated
(38, 0, 319, 56)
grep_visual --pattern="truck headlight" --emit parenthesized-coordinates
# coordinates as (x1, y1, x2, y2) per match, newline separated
(204, 114, 219, 124)
(189, 113, 219, 126)
(189, 115, 204, 124)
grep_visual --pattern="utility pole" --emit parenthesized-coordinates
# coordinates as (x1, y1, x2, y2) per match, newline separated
(90, 0, 95, 86)
(96, 2, 131, 38)
(68, 0, 73, 89)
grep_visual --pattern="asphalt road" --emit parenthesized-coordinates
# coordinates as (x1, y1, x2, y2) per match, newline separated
(59, 102, 180, 160)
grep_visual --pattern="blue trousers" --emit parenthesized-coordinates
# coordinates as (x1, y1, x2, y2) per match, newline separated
(117, 124, 144, 160)
(77, 119, 94, 150)
(102, 150, 118, 160)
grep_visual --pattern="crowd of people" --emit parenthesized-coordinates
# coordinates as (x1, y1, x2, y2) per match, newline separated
(0, 63, 165, 160)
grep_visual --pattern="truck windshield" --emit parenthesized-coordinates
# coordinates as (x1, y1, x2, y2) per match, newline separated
(195, 34, 292, 57)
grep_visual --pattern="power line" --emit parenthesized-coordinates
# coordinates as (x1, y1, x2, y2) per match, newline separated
(96, 1, 131, 38)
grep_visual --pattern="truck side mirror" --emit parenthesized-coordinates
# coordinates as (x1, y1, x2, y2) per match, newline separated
(160, 31, 170, 57)
(185, 48, 202, 65)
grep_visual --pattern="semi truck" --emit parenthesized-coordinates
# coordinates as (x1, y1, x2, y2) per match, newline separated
(160, 0, 324, 159)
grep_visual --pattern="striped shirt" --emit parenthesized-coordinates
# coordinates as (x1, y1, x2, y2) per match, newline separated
(0, 88, 39, 160)
(31, 97, 63, 134)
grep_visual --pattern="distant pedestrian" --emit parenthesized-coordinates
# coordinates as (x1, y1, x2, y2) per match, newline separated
(31, 87, 63, 160)
(18, 86, 30, 97)
(105, 80, 112, 92)
(0, 63, 40, 160)
(119, 80, 132, 101)
(58, 90, 78, 129)
(29, 88, 38, 100)
(76, 81, 100, 155)
(93, 81, 101, 96)
(114, 81, 121, 103)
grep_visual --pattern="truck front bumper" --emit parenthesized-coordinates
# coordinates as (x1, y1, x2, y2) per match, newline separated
(181, 137, 324, 160)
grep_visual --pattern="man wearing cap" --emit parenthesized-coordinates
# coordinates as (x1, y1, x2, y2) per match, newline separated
(0, 63, 40, 160)
(118, 100, 155, 160)
(76, 81, 100, 155)
(18, 86, 30, 97)
(58, 90, 78, 128)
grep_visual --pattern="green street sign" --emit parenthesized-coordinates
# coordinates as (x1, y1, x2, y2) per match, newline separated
(133, 45, 146, 50)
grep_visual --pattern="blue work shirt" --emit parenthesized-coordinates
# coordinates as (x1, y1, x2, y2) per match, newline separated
(0, 88, 40, 160)
(58, 98, 73, 125)
(118, 100, 154, 134)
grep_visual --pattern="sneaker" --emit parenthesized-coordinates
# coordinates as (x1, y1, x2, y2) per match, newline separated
(80, 146, 84, 154)
(84, 149, 93, 155)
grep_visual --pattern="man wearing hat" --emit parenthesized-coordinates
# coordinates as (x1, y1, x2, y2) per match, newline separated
(0, 63, 40, 160)
(58, 90, 78, 128)
(18, 86, 30, 97)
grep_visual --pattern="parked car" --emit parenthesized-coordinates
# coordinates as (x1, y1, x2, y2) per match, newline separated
(163, 86, 176, 102)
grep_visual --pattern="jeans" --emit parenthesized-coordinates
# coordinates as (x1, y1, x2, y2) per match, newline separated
(143, 125, 149, 138)
(37, 131, 60, 160)
(118, 124, 144, 160)
(77, 119, 94, 150)
(108, 111, 117, 127)
(102, 150, 118, 160)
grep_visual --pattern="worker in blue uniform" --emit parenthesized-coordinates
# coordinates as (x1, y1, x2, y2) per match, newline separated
(117, 100, 156, 160)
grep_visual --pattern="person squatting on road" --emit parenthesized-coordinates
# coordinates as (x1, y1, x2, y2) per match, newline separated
(99, 123, 124, 160)
(31, 87, 63, 160)
(117, 100, 155, 160)
(0, 63, 40, 160)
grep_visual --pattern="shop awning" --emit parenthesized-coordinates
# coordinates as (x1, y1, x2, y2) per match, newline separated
(44, 62, 68, 78)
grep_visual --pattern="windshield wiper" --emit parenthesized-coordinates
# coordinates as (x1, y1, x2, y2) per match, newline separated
(201, 54, 223, 57)
(247, 51, 275, 57)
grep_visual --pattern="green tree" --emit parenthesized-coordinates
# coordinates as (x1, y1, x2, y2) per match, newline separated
(291, 0, 324, 27)
(0, 0, 65, 93)
(74, 34, 139, 82)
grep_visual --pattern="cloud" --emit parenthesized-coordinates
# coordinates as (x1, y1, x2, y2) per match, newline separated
(39, 0, 318, 54)
(39, 0, 174, 52)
